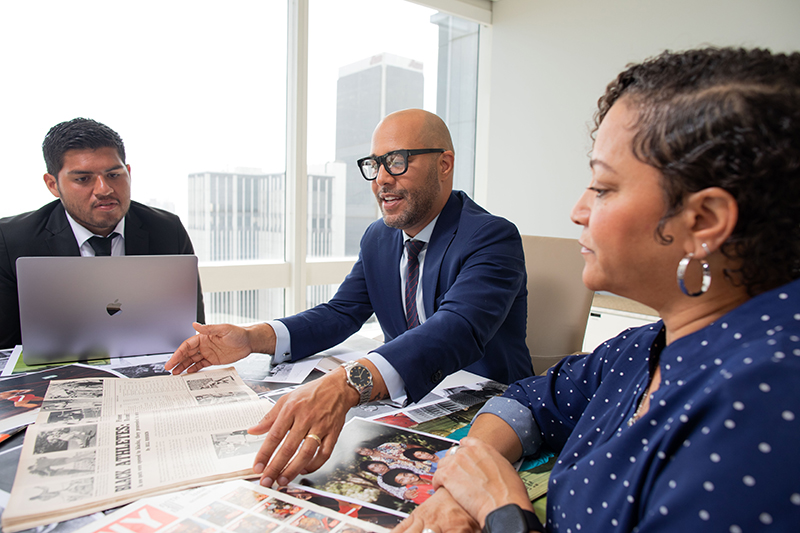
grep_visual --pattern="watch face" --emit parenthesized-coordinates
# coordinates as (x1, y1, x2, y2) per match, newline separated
(349, 365, 371, 388)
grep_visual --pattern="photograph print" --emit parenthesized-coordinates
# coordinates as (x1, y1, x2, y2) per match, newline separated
(298, 418, 457, 515)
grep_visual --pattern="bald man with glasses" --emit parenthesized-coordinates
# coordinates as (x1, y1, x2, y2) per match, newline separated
(167, 108, 533, 489)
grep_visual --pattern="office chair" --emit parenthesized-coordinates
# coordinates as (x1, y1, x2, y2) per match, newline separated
(522, 235, 594, 375)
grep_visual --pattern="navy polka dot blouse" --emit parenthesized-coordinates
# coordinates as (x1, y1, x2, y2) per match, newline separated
(479, 279, 800, 531)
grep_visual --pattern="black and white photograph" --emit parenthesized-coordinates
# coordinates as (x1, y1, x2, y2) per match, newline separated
(211, 429, 265, 460)
(193, 391, 251, 405)
(45, 380, 104, 400)
(28, 477, 95, 503)
(26, 450, 96, 477)
(40, 399, 102, 413)
(44, 407, 102, 425)
(187, 375, 236, 391)
(33, 425, 98, 454)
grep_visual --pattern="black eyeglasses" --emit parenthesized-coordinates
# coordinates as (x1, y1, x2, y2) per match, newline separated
(357, 149, 446, 181)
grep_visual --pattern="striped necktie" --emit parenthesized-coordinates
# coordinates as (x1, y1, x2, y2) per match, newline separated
(405, 239, 425, 329)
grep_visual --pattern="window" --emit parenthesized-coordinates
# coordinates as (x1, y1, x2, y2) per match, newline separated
(1, 0, 484, 324)
(305, 0, 480, 308)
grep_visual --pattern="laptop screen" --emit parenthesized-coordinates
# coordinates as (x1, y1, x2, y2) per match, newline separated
(17, 255, 198, 365)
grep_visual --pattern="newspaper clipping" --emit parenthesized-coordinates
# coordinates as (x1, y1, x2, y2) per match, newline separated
(2, 368, 272, 533)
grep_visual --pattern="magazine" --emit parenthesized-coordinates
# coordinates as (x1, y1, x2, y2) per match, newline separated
(0, 364, 123, 437)
(2, 368, 272, 533)
(74, 479, 394, 533)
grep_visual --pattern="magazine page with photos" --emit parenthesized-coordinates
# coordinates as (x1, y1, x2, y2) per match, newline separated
(74, 479, 393, 533)
(298, 418, 459, 516)
(2, 368, 272, 533)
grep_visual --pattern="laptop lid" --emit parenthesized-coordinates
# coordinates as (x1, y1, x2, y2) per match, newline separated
(17, 255, 198, 365)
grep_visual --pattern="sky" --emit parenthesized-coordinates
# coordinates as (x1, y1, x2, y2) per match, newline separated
(0, 0, 440, 221)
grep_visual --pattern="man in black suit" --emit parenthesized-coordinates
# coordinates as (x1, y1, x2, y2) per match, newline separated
(0, 118, 204, 348)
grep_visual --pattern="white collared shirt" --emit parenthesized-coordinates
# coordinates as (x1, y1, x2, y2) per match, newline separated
(65, 211, 126, 257)
(271, 215, 441, 403)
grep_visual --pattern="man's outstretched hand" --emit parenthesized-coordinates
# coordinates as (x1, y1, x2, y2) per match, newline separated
(166, 322, 275, 374)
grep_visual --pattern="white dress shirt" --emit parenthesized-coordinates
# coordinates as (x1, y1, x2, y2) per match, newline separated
(271, 215, 441, 403)
(65, 212, 126, 257)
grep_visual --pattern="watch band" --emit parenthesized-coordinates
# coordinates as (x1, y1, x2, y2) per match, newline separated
(341, 361, 373, 405)
(482, 503, 543, 533)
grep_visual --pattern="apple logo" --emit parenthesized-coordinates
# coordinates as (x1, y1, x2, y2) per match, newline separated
(106, 299, 122, 316)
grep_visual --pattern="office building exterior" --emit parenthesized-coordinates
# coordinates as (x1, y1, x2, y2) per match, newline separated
(336, 53, 425, 256)
(188, 165, 345, 323)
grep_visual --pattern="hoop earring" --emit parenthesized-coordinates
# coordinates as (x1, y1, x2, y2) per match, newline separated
(677, 243, 711, 297)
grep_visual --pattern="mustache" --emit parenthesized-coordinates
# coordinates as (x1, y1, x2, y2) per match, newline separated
(377, 187, 406, 198)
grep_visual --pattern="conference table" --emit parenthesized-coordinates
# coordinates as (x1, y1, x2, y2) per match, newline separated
(0, 336, 551, 533)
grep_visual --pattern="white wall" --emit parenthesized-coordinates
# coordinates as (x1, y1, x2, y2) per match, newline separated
(483, 0, 800, 238)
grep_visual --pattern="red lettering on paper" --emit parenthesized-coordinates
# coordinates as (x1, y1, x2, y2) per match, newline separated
(95, 505, 178, 533)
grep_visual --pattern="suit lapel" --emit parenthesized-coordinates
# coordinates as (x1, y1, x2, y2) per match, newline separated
(379, 228, 405, 330)
(44, 202, 81, 256)
(123, 206, 149, 255)
(421, 192, 460, 318)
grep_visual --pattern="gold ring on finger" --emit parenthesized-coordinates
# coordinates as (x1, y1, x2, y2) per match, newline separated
(305, 433, 322, 447)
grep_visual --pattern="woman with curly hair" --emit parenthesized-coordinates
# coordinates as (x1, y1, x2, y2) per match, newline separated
(394, 47, 800, 533)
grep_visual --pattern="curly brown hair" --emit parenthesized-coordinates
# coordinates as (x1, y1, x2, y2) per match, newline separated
(595, 47, 800, 296)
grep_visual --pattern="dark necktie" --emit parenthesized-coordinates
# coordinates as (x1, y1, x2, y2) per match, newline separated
(88, 233, 118, 256)
(405, 239, 425, 329)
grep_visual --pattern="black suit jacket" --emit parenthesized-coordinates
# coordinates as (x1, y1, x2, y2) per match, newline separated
(0, 200, 205, 348)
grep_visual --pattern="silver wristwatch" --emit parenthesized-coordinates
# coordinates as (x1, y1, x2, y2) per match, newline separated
(341, 361, 373, 406)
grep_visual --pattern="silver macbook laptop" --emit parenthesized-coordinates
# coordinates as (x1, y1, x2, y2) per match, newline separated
(17, 255, 198, 365)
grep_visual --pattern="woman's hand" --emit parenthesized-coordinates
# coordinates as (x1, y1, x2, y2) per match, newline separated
(392, 488, 480, 533)
(433, 437, 534, 526)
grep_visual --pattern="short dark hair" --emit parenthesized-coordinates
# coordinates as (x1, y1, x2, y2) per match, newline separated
(42, 118, 126, 178)
(358, 460, 387, 472)
(596, 47, 800, 296)
(402, 447, 432, 461)
(383, 468, 416, 487)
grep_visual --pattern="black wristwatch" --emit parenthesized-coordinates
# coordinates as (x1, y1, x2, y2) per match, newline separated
(341, 361, 373, 405)
(483, 503, 543, 533)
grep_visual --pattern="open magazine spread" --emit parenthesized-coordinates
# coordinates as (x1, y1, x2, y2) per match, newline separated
(2, 368, 272, 533)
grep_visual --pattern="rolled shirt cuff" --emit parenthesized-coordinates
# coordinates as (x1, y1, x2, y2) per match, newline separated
(473, 396, 543, 457)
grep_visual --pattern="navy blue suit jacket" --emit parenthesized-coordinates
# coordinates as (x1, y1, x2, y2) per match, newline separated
(0, 200, 205, 348)
(280, 191, 533, 402)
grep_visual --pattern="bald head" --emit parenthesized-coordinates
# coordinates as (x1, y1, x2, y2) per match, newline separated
(376, 109, 454, 153)
(369, 109, 456, 237)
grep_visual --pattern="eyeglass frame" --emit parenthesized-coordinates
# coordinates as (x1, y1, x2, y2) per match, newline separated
(356, 149, 446, 181)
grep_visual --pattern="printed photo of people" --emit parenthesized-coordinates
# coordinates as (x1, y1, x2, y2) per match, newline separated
(289, 509, 340, 532)
(27, 450, 95, 477)
(0, 364, 118, 423)
(44, 406, 102, 425)
(33, 425, 97, 454)
(193, 391, 252, 405)
(219, 484, 270, 510)
(257, 496, 304, 522)
(112, 362, 170, 379)
(187, 375, 236, 391)
(298, 418, 456, 514)
(28, 476, 95, 503)
(45, 379, 104, 399)
(211, 429, 266, 460)
(277, 485, 403, 528)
